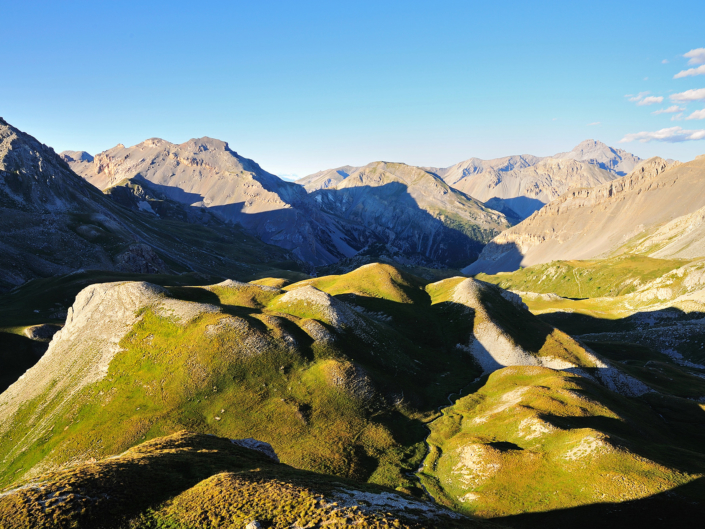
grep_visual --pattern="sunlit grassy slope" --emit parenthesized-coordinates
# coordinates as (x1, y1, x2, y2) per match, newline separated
(3, 262, 705, 526)
(0, 431, 482, 529)
(0, 264, 487, 495)
(476, 255, 705, 368)
(476, 255, 687, 299)
(420, 366, 705, 518)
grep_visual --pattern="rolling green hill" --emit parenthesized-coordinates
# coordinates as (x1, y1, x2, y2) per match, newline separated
(0, 431, 478, 528)
(2, 262, 704, 526)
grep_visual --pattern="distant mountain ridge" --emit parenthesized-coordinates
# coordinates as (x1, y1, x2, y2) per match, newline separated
(298, 140, 640, 220)
(553, 139, 642, 176)
(463, 156, 704, 274)
(311, 161, 511, 267)
(65, 137, 367, 265)
(65, 139, 511, 268)
(0, 117, 302, 292)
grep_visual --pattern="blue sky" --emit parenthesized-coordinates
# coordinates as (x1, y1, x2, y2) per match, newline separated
(3, 0, 705, 177)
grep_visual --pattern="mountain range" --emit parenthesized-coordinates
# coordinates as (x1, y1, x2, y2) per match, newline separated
(4, 116, 705, 528)
(64, 138, 511, 268)
(0, 118, 305, 294)
(298, 140, 640, 220)
(465, 155, 705, 274)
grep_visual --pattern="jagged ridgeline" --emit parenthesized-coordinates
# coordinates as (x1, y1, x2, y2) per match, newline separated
(0, 118, 302, 293)
(64, 137, 511, 268)
(4, 262, 702, 527)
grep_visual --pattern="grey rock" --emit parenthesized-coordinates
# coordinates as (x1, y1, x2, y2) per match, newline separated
(231, 438, 279, 462)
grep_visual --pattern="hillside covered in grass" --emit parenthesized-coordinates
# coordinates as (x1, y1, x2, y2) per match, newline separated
(2, 262, 704, 527)
(420, 366, 705, 519)
(0, 431, 477, 529)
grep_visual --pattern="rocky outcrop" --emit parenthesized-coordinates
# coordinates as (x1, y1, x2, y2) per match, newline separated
(440, 278, 650, 396)
(310, 162, 510, 266)
(464, 156, 701, 274)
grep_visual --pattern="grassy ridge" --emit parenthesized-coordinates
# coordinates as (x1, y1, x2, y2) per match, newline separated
(0, 264, 484, 495)
(477, 256, 687, 299)
(0, 431, 480, 529)
(420, 366, 705, 518)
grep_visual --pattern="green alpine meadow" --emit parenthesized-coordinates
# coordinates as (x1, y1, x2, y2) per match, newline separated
(3, 4, 705, 527)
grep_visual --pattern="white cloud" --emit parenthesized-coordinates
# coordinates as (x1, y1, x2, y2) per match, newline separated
(627, 91, 650, 102)
(662, 59, 669, 64)
(684, 48, 705, 65)
(636, 96, 663, 106)
(672, 113, 684, 121)
(686, 109, 705, 120)
(620, 126, 705, 143)
(652, 105, 684, 114)
(674, 64, 705, 79)
(670, 88, 705, 102)
(587, 122, 601, 126)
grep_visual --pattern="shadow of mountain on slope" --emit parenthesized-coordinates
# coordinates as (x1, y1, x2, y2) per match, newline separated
(540, 305, 705, 361)
(495, 477, 705, 529)
(463, 241, 525, 275)
(0, 332, 47, 393)
(484, 196, 545, 221)
(310, 182, 503, 269)
(421, 365, 705, 522)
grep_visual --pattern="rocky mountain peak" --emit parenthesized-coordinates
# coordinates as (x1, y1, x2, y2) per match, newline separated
(554, 139, 642, 176)
(60, 150, 94, 163)
(180, 136, 232, 153)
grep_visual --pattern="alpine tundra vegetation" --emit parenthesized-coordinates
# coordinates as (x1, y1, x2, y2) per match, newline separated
(3, 3, 705, 524)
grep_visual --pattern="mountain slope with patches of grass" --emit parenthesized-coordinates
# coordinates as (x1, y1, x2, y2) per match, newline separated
(420, 366, 705, 519)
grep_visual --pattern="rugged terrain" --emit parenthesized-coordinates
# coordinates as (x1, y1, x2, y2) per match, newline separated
(310, 162, 511, 267)
(2, 261, 702, 526)
(0, 431, 476, 528)
(432, 140, 630, 219)
(65, 140, 510, 268)
(464, 156, 704, 274)
(296, 165, 360, 192)
(4, 119, 705, 527)
(0, 118, 302, 293)
(300, 140, 639, 220)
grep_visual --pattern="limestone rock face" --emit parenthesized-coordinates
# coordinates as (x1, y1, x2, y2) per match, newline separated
(310, 162, 511, 266)
(464, 156, 702, 275)
(0, 118, 172, 291)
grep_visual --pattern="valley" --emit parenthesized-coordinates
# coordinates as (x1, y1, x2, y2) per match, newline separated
(1, 117, 705, 528)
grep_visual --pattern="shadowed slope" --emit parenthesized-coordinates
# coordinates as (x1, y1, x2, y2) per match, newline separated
(420, 366, 705, 519)
(0, 431, 478, 529)
(312, 162, 511, 267)
(465, 156, 697, 274)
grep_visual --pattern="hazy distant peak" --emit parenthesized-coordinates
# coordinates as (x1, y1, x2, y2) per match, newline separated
(296, 164, 360, 191)
(179, 136, 232, 153)
(60, 150, 94, 163)
(553, 139, 641, 176)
